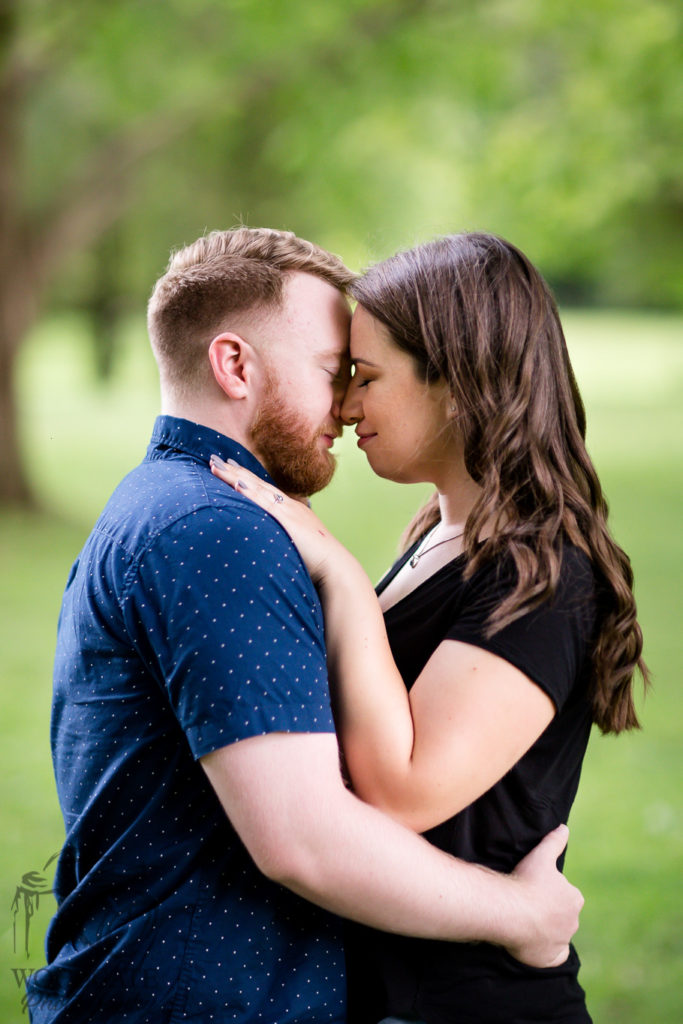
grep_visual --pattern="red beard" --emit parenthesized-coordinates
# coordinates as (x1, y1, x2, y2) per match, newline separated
(250, 373, 337, 497)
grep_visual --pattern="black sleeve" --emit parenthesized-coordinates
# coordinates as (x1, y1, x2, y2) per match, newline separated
(446, 546, 598, 712)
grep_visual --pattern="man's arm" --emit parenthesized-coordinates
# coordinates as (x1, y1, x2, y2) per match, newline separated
(202, 731, 582, 968)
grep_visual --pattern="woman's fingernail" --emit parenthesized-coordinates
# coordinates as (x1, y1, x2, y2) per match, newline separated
(227, 458, 239, 467)
(210, 453, 224, 466)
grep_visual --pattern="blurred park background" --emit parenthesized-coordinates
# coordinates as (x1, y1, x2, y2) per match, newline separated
(1, 0, 681, 1020)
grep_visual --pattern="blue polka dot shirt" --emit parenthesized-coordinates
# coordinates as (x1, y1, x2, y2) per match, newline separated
(28, 416, 346, 1023)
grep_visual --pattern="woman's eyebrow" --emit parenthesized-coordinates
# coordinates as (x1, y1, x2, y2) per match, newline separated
(351, 357, 379, 368)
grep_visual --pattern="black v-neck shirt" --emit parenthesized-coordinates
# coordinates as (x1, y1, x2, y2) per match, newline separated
(346, 541, 598, 1023)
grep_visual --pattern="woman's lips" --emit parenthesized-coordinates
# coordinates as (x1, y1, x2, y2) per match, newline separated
(356, 433, 376, 450)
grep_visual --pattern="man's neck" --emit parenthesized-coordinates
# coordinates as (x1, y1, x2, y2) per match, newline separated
(161, 396, 253, 454)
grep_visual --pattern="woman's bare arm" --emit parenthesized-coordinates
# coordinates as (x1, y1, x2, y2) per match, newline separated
(210, 457, 555, 832)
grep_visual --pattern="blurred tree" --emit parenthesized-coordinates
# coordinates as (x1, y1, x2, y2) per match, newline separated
(0, 0, 427, 505)
(0, 0, 195, 503)
(456, 0, 683, 308)
(1, 0, 680, 506)
(87, 228, 124, 382)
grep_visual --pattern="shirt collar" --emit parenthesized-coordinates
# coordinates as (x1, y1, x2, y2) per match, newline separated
(148, 415, 274, 485)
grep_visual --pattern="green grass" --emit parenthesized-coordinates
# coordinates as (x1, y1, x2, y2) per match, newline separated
(1, 310, 681, 1022)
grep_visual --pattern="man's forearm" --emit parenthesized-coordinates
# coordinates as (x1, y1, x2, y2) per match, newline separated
(276, 775, 528, 944)
(202, 733, 580, 966)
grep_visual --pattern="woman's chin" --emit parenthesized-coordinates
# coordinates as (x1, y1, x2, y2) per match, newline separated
(364, 455, 420, 487)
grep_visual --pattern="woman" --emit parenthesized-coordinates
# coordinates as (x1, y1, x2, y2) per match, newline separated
(211, 232, 648, 1023)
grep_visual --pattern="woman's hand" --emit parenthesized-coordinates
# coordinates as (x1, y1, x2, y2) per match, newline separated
(209, 455, 347, 585)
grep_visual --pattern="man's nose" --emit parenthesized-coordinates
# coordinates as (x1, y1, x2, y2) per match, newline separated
(331, 378, 347, 423)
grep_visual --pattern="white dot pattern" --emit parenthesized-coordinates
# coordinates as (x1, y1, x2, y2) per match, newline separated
(30, 416, 346, 1023)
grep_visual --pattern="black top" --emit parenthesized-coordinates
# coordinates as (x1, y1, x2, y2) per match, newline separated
(346, 541, 598, 1024)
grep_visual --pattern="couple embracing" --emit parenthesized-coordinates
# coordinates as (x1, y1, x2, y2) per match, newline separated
(29, 227, 646, 1024)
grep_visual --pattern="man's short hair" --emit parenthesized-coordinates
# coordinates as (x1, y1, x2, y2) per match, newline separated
(147, 227, 356, 393)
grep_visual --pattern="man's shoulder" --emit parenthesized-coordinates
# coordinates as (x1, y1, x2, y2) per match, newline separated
(96, 456, 296, 565)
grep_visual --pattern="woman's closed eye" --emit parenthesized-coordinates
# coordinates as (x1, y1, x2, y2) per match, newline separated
(350, 365, 374, 388)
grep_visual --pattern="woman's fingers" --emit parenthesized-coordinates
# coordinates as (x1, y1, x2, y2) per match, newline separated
(209, 455, 286, 509)
(209, 454, 244, 487)
(209, 453, 347, 585)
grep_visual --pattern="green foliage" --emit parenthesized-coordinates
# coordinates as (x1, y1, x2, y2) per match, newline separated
(12, 0, 681, 312)
(0, 309, 681, 1021)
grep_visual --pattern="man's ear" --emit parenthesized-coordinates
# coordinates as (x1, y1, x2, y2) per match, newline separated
(208, 333, 255, 400)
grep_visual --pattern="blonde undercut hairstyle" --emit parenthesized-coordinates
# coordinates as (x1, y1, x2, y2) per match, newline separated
(147, 227, 356, 393)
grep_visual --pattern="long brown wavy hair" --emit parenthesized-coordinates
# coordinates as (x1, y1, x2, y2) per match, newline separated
(349, 232, 649, 734)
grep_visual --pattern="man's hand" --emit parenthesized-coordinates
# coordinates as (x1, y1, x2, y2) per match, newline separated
(505, 825, 584, 968)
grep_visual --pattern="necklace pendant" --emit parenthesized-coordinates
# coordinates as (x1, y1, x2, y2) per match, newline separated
(408, 525, 466, 569)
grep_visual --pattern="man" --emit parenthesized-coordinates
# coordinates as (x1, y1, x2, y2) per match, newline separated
(28, 228, 582, 1023)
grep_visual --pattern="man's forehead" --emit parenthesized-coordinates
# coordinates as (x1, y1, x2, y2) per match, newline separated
(276, 272, 350, 354)
(283, 271, 350, 313)
(317, 341, 350, 362)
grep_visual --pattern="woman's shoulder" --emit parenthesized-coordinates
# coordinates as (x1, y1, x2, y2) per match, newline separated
(477, 535, 595, 576)
(462, 538, 600, 616)
(555, 541, 600, 602)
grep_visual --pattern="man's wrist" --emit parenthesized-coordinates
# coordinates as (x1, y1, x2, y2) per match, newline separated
(463, 862, 531, 951)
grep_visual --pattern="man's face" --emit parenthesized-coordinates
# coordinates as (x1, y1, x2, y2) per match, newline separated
(249, 272, 351, 497)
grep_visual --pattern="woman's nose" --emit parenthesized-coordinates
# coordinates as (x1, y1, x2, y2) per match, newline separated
(341, 383, 361, 424)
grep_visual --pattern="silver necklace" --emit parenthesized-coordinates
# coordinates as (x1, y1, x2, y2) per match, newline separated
(409, 525, 465, 568)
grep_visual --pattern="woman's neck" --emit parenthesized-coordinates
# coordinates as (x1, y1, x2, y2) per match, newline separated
(435, 462, 483, 531)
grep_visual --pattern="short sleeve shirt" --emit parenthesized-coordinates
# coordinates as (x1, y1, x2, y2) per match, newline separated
(27, 416, 345, 1024)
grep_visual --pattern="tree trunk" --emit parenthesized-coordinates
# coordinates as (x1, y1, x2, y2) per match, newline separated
(0, 4, 36, 506)
(0, 330, 35, 507)
(89, 229, 124, 383)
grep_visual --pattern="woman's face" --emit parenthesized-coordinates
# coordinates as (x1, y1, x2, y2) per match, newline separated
(341, 306, 456, 484)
